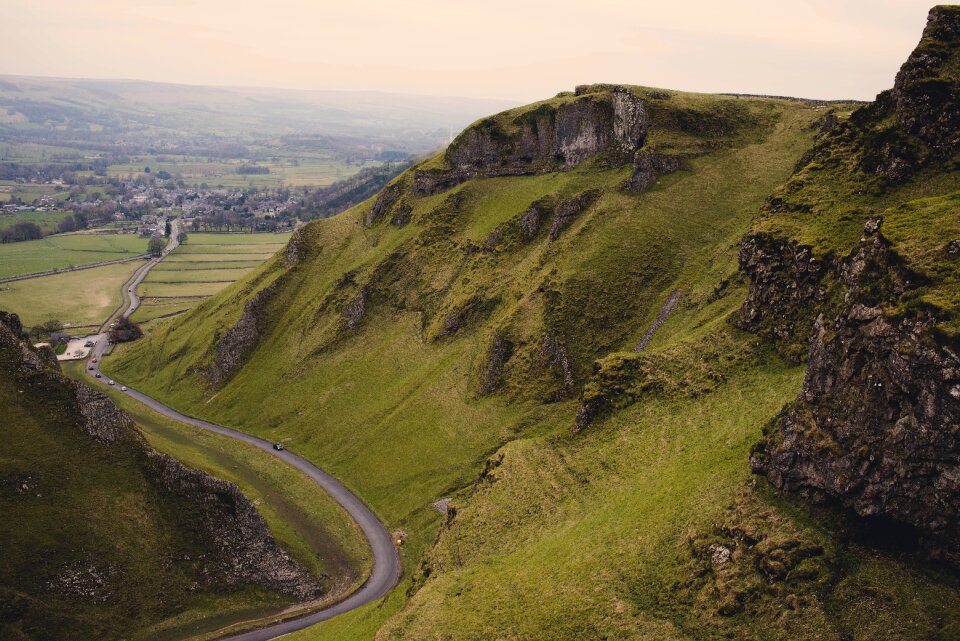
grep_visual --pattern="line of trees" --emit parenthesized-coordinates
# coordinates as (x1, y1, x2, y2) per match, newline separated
(0, 214, 88, 243)
(0, 222, 43, 243)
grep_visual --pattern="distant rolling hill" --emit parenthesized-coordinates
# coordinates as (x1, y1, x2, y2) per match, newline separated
(0, 75, 519, 159)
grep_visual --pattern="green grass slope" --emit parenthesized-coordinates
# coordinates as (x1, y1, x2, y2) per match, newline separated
(104, 77, 960, 640)
(0, 329, 287, 641)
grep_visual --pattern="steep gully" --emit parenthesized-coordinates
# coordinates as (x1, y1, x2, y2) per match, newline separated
(84, 224, 400, 641)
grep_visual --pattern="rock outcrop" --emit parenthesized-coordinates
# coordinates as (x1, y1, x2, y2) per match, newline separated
(737, 233, 830, 363)
(342, 286, 369, 330)
(72, 383, 140, 445)
(748, 220, 960, 565)
(548, 189, 601, 241)
(621, 148, 684, 192)
(412, 85, 650, 197)
(367, 181, 404, 225)
(208, 281, 280, 388)
(540, 332, 576, 400)
(891, 5, 960, 158)
(147, 452, 322, 599)
(478, 333, 514, 395)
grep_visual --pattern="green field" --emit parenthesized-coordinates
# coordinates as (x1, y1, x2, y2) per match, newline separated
(0, 260, 141, 328)
(0, 180, 71, 204)
(132, 232, 289, 323)
(0, 210, 74, 234)
(163, 252, 275, 262)
(0, 232, 148, 278)
(104, 155, 378, 189)
(174, 244, 285, 254)
(139, 281, 237, 298)
(153, 259, 263, 270)
(145, 268, 254, 283)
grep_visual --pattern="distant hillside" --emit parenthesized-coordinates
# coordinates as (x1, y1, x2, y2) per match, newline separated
(104, 6, 960, 641)
(0, 75, 518, 159)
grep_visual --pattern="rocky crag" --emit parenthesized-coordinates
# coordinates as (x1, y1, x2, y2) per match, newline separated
(404, 84, 681, 201)
(745, 5, 960, 565)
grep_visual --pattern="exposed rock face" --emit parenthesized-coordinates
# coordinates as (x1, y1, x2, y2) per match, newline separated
(891, 5, 960, 158)
(478, 333, 514, 395)
(520, 198, 553, 242)
(548, 189, 601, 241)
(284, 225, 312, 266)
(367, 182, 404, 225)
(634, 290, 681, 352)
(540, 332, 576, 400)
(749, 221, 960, 564)
(737, 233, 830, 363)
(343, 286, 369, 330)
(413, 86, 649, 197)
(0, 311, 58, 373)
(72, 383, 139, 445)
(438, 296, 498, 338)
(0, 311, 24, 339)
(621, 148, 684, 192)
(147, 452, 322, 599)
(208, 281, 279, 388)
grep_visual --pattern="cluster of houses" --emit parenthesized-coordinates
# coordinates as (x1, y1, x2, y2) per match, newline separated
(3, 178, 301, 234)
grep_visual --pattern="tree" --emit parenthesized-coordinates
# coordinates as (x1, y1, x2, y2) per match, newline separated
(109, 316, 142, 343)
(147, 237, 166, 256)
(41, 319, 63, 336)
(56, 215, 77, 234)
(177, 231, 188, 244)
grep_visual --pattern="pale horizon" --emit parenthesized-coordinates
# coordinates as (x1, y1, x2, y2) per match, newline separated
(0, 1, 944, 104)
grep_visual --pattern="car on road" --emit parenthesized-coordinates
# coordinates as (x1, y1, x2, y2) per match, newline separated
(88, 366, 94, 371)
(108, 380, 115, 386)
(121, 386, 128, 392)
(273, 443, 284, 451)
(91, 357, 98, 363)
(95, 373, 101, 378)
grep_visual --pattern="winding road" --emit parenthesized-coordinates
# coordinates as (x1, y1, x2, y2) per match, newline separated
(84, 223, 400, 641)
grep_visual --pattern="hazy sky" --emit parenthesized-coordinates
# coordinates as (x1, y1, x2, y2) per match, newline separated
(0, 0, 941, 102)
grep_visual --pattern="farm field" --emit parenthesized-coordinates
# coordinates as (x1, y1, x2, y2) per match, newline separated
(102, 155, 378, 189)
(0, 260, 141, 328)
(0, 210, 74, 234)
(0, 232, 149, 278)
(132, 231, 289, 323)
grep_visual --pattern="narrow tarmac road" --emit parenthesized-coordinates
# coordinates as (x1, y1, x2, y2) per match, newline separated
(84, 225, 400, 640)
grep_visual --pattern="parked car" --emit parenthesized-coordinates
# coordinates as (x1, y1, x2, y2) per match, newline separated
(273, 443, 284, 451)
(83, 340, 94, 348)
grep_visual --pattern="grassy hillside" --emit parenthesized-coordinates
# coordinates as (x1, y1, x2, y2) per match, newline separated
(104, 70, 960, 641)
(0, 314, 370, 641)
(0, 323, 284, 641)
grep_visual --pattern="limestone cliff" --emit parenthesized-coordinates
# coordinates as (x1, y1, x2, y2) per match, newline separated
(408, 85, 651, 198)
